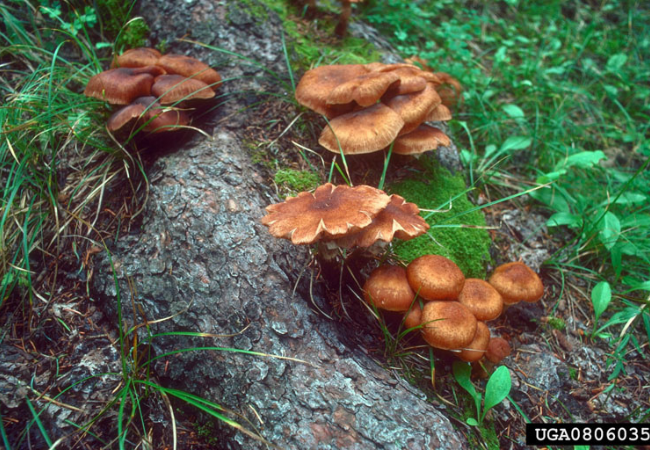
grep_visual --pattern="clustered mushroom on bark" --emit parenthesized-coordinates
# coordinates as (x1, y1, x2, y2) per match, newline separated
(294, 62, 460, 157)
(363, 257, 544, 365)
(84, 47, 221, 140)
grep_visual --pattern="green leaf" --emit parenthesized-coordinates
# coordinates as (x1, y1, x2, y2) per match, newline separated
(466, 417, 479, 426)
(529, 186, 571, 212)
(561, 150, 606, 169)
(500, 136, 532, 152)
(591, 281, 612, 324)
(502, 104, 525, 120)
(606, 53, 628, 71)
(482, 366, 511, 422)
(453, 361, 481, 418)
(598, 211, 621, 250)
(547, 212, 583, 229)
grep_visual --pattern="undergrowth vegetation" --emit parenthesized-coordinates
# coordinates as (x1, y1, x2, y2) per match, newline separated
(363, 0, 649, 379)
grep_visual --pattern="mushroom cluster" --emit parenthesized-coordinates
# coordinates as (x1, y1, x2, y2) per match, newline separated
(261, 183, 429, 255)
(363, 258, 544, 364)
(84, 48, 222, 139)
(295, 62, 458, 157)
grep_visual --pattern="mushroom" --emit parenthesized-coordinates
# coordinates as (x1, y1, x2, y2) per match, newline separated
(335, 0, 364, 37)
(488, 261, 544, 305)
(151, 75, 216, 105)
(295, 64, 369, 118)
(318, 103, 405, 154)
(84, 66, 165, 105)
(420, 301, 477, 350)
(425, 103, 453, 122)
(156, 54, 222, 90)
(458, 322, 491, 363)
(403, 301, 423, 330)
(107, 96, 190, 138)
(326, 70, 401, 108)
(392, 124, 451, 156)
(485, 337, 511, 364)
(363, 265, 415, 312)
(383, 83, 442, 135)
(113, 47, 162, 68)
(261, 183, 391, 245)
(406, 254, 466, 301)
(457, 278, 504, 321)
(338, 194, 429, 248)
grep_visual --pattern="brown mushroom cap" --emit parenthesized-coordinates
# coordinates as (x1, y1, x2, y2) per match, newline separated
(382, 67, 429, 97)
(132, 97, 191, 133)
(156, 54, 222, 90)
(318, 103, 405, 154)
(488, 262, 544, 305)
(486, 337, 511, 364)
(393, 125, 451, 156)
(425, 103, 453, 122)
(457, 278, 504, 321)
(406, 254, 466, 301)
(363, 265, 416, 312)
(326, 71, 401, 107)
(261, 183, 391, 245)
(403, 302, 422, 330)
(84, 67, 162, 105)
(383, 83, 441, 135)
(458, 322, 491, 362)
(341, 194, 429, 248)
(151, 75, 216, 105)
(295, 64, 369, 117)
(432, 72, 463, 109)
(113, 47, 162, 68)
(421, 301, 477, 350)
(107, 102, 147, 135)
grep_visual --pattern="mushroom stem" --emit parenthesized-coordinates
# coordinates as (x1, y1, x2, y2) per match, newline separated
(335, 0, 352, 37)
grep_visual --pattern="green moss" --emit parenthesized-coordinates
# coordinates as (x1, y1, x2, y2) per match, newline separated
(275, 168, 320, 197)
(547, 316, 566, 331)
(388, 159, 492, 278)
(259, 0, 381, 70)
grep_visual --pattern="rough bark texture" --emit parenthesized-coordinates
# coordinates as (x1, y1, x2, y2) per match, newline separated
(91, 0, 468, 448)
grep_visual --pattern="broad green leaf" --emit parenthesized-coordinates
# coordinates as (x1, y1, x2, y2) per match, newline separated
(466, 418, 479, 426)
(453, 361, 481, 418)
(591, 281, 612, 323)
(529, 186, 571, 212)
(561, 150, 606, 169)
(500, 136, 532, 152)
(536, 170, 565, 183)
(547, 212, 583, 229)
(598, 211, 621, 250)
(624, 280, 650, 293)
(484, 144, 498, 159)
(482, 366, 511, 421)
(460, 149, 477, 166)
(606, 53, 627, 71)
(621, 214, 650, 228)
(611, 191, 648, 205)
(502, 104, 525, 120)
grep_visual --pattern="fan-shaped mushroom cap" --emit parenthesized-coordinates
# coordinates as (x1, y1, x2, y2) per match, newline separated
(340, 194, 429, 248)
(84, 67, 163, 105)
(457, 278, 504, 321)
(486, 337, 511, 363)
(295, 64, 369, 117)
(318, 103, 405, 154)
(382, 67, 429, 96)
(113, 47, 162, 68)
(327, 70, 401, 107)
(488, 262, 544, 305)
(406, 254, 465, 301)
(421, 301, 477, 350)
(363, 265, 416, 312)
(425, 103, 453, 122)
(393, 125, 451, 156)
(106, 96, 190, 136)
(156, 54, 222, 90)
(261, 183, 390, 245)
(383, 83, 441, 135)
(151, 75, 215, 105)
(107, 103, 147, 134)
(458, 322, 491, 362)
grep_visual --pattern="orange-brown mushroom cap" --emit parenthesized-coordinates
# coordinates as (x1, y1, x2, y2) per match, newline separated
(318, 103, 405, 155)
(295, 64, 369, 118)
(403, 302, 423, 330)
(151, 75, 216, 105)
(393, 125, 451, 156)
(363, 265, 416, 312)
(406, 254, 466, 301)
(261, 183, 391, 245)
(457, 278, 504, 321)
(383, 83, 441, 135)
(421, 301, 477, 350)
(156, 54, 222, 90)
(425, 103, 453, 122)
(486, 337, 511, 364)
(488, 262, 544, 305)
(341, 194, 429, 248)
(432, 72, 463, 109)
(84, 67, 163, 105)
(113, 47, 162, 68)
(327, 70, 401, 107)
(107, 103, 147, 134)
(458, 322, 491, 362)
